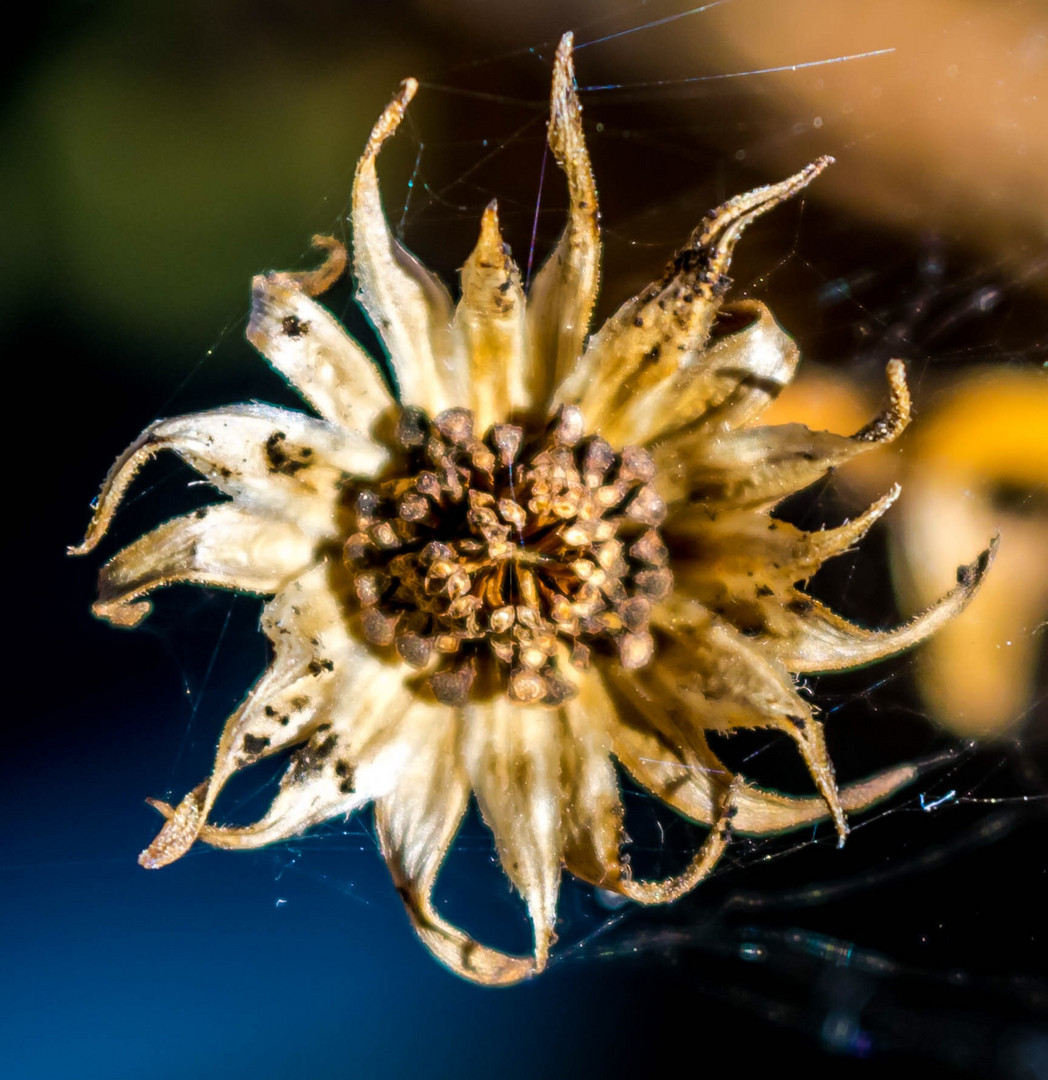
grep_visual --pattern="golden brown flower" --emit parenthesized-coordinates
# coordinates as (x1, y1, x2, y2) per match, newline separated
(71, 34, 994, 985)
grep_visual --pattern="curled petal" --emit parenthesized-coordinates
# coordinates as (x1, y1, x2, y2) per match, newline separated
(617, 780, 738, 905)
(601, 300, 801, 448)
(666, 487, 901, 605)
(182, 663, 415, 852)
(623, 600, 848, 841)
(246, 241, 395, 436)
(605, 669, 731, 826)
(555, 160, 829, 441)
(737, 763, 916, 835)
(94, 505, 315, 628)
(563, 671, 741, 902)
(653, 358, 911, 508)
(140, 564, 357, 868)
(374, 706, 536, 987)
(464, 698, 564, 974)
(524, 32, 600, 414)
(455, 201, 529, 428)
(71, 404, 385, 555)
(608, 692, 915, 837)
(560, 672, 623, 891)
(351, 79, 465, 413)
(764, 538, 998, 674)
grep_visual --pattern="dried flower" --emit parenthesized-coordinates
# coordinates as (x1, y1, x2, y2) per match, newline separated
(72, 34, 993, 985)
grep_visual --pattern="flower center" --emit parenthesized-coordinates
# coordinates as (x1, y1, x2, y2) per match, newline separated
(343, 405, 671, 706)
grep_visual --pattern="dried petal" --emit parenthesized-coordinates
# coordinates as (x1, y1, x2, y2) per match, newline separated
(524, 33, 600, 414)
(71, 403, 385, 555)
(94, 505, 315, 628)
(554, 162, 829, 441)
(654, 359, 911, 508)
(351, 79, 466, 413)
(455, 201, 528, 428)
(247, 240, 395, 436)
(464, 698, 564, 973)
(765, 538, 998, 673)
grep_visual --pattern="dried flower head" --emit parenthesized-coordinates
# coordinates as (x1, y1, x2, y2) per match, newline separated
(72, 34, 993, 985)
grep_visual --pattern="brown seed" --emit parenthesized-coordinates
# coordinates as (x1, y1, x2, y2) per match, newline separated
(489, 605, 516, 633)
(492, 640, 515, 663)
(419, 541, 454, 566)
(509, 668, 546, 703)
(635, 568, 673, 600)
(516, 608, 542, 635)
(621, 596, 651, 632)
(498, 499, 527, 529)
(447, 595, 482, 621)
(447, 569, 471, 598)
(370, 521, 400, 549)
(398, 492, 430, 522)
(630, 529, 668, 567)
(471, 444, 496, 476)
(343, 532, 371, 564)
(361, 608, 399, 647)
(416, 471, 442, 500)
(542, 674, 575, 706)
(355, 489, 380, 520)
(491, 423, 523, 466)
(595, 539, 623, 571)
(430, 662, 475, 705)
(396, 632, 433, 668)
(626, 485, 666, 526)
(521, 645, 548, 670)
(582, 437, 615, 478)
(395, 407, 428, 448)
(354, 570, 388, 606)
(552, 405, 585, 447)
(570, 641, 591, 669)
(572, 558, 597, 581)
(619, 631, 654, 670)
(618, 445, 656, 483)
(593, 519, 618, 543)
(433, 408, 474, 445)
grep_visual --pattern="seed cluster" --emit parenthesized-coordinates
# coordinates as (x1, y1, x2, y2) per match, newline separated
(343, 405, 672, 705)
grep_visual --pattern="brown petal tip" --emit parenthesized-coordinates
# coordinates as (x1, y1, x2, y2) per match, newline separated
(956, 533, 1000, 590)
(138, 784, 207, 869)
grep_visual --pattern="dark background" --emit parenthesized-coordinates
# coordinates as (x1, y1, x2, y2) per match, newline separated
(5, 2, 1047, 1077)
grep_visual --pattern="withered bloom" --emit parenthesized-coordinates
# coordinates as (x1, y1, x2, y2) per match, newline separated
(72, 35, 993, 985)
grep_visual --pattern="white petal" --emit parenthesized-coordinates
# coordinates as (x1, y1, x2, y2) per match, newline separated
(608, 693, 915, 837)
(563, 672, 734, 904)
(455, 201, 528, 428)
(524, 33, 600, 415)
(553, 162, 829, 442)
(94, 505, 315, 627)
(351, 79, 466, 413)
(247, 268, 394, 436)
(72, 403, 385, 555)
(195, 660, 415, 851)
(765, 539, 998, 673)
(374, 705, 537, 986)
(464, 697, 564, 973)
(654, 359, 911, 508)
(140, 562, 357, 868)
(560, 673, 622, 891)
(610, 300, 800, 446)
(666, 487, 900, 597)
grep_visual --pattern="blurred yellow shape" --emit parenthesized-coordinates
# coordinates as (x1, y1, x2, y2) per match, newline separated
(767, 366, 1048, 738)
(896, 371, 1048, 737)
